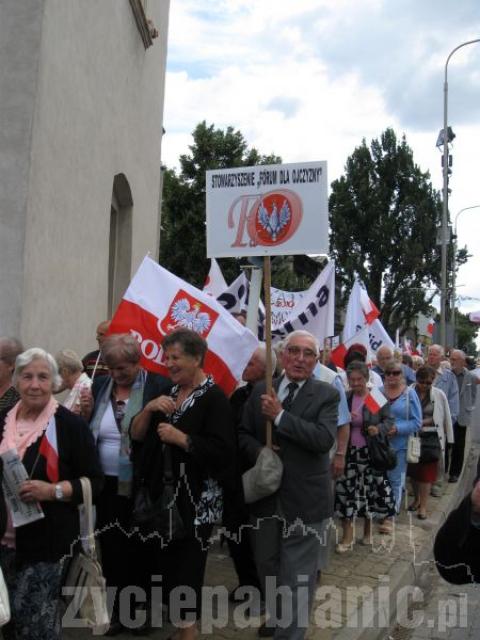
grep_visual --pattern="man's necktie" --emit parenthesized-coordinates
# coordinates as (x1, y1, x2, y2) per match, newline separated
(282, 382, 298, 411)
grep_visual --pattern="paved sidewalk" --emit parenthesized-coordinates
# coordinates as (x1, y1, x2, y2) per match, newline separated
(64, 444, 479, 640)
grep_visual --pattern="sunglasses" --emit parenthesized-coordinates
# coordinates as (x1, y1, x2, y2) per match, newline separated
(385, 370, 402, 376)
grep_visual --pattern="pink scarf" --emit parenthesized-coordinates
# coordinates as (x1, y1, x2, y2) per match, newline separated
(0, 396, 58, 459)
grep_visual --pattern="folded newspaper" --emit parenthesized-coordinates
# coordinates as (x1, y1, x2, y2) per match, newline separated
(1, 449, 44, 527)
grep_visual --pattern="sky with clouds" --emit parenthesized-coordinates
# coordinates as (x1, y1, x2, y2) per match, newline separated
(161, 0, 480, 326)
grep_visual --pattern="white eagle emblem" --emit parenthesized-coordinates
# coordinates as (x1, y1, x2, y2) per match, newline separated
(258, 198, 291, 241)
(169, 298, 212, 334)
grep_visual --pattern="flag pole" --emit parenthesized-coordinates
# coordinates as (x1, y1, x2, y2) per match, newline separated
(263, 256, 273, 449)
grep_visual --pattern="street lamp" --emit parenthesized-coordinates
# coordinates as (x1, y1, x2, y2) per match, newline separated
(451, 205, 480, 342)
(440, 38, 480, 349)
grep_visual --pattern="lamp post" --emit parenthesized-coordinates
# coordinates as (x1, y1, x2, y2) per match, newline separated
(440, 38, 480, 349)
(451, 205, 480, 343)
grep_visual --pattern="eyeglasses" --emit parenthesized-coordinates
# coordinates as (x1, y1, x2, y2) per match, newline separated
(286, 346, 317, 359)
(385, 370, 402, 376)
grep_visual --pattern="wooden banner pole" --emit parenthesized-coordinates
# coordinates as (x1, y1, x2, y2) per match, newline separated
(263, 256, 273, 449)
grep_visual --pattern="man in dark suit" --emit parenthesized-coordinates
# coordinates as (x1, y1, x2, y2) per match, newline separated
(239, 330, 339, 640)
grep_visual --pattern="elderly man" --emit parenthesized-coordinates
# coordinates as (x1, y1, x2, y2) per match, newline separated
(82, 320, 110, 379)
(447, 349, 477, 483)
(0, 337, 23, 412)
(239, 330, 338, 639)
(373, 345, 416, 384)
(227, 344, 277, 605)
(427, 344, 459, 496)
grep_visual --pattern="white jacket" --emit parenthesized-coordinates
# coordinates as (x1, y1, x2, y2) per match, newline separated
(411, 384, 454, 454)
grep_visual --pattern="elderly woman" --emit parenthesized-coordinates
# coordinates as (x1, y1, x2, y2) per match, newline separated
(334, 362, 396, 552)
(0, 348, 103, 640)
(56, 348, 92, 412)
(407, 365, 453, 519)
(131, 328, 235, 640)
(81, 332, 170, 634)
(381, 361, 422, 525)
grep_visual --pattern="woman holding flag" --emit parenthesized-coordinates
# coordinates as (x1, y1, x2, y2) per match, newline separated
(0, 348, 103, 640)
(334, 362, 397, 551)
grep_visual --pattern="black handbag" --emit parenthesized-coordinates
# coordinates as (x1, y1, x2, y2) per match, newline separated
(132, 445, 187, 540)
(419, 430, 441, 463)
(366, 431, 397, 472)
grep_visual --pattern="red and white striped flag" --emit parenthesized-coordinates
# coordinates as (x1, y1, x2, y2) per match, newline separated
(364, 387, 388, 414)
(39, 417, 59, 483)
(109, 257, 258, 395)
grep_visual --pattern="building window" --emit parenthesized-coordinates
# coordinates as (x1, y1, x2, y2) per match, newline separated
(108, 174, 133, 317)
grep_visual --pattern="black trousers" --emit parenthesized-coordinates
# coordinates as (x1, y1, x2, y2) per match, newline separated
(447, 423, 467, 477)
(223, 486, 261, 592)
(96, 476, 158, 617)
(157, 523, 213, 622)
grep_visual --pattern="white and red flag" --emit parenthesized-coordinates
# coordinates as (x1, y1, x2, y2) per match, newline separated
(39, 417, 59, 483)
(109, 257, 258, 395)
(331, 326, 371, 369)
(364, 387, 388, 414)
(203, 258, 228, 297)
(343, 280, 394, 356)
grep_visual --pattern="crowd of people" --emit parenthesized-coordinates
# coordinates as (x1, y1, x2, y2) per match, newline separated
(0, 325, 477, 639)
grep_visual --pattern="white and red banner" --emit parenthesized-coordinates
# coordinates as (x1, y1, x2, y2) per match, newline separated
(343, 280, 394, 355)
(206, 161, 329, 258)
(331, 326, 371, 369)
(109, 257, 258, 395)
(203, 258, 228, 297)
(39, 416, 59, 483)
(364, 387, 388, 414)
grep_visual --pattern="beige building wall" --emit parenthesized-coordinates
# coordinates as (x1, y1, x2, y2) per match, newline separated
(0, 0, 170, 358)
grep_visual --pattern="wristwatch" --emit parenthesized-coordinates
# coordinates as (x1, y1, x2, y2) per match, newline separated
(54, 483, 64, 501)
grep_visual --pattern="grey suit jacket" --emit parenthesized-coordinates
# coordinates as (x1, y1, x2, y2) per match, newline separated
(238, 376, 339, 524)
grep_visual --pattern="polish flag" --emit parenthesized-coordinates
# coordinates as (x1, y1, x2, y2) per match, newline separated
(203, 258, 228, 297)
(331, 326, 371, 369)
(109, 256, 258, 395)
(427, 319, 435, 336)
(39, 417, 59, 483)
(364, 387, 388, 414)
(358, 285, 380, 325)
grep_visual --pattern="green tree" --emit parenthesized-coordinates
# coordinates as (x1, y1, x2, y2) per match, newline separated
(455, 311, 479, 354)
(329, 128, 467, 334)
(160, 121, 281, 287)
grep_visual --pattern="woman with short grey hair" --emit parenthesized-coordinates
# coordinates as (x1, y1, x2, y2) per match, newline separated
(13, 347, 62, 389)
(82, 333, 171, 634)
(0, 347, 103, 640)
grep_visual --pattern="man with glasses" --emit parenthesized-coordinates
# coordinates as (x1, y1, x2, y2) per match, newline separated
(239, 330, 338, 639)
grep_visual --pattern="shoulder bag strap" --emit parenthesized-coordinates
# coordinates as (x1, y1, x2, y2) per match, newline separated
(79, 477, 97, 559)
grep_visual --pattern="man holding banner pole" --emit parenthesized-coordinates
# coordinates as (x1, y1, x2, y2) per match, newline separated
(239, 330, 338, 639)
